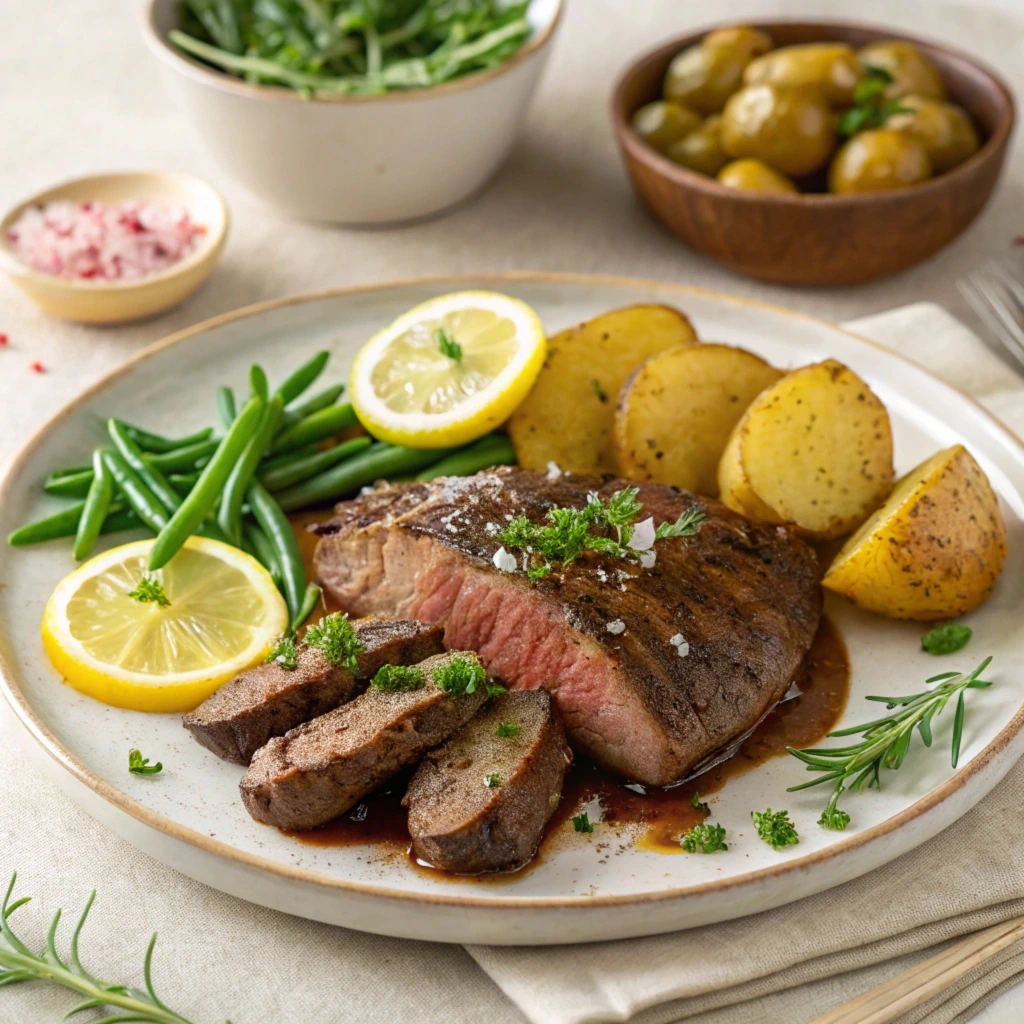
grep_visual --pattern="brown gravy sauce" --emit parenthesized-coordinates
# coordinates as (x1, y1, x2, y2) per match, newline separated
(284, 514, 851, 870)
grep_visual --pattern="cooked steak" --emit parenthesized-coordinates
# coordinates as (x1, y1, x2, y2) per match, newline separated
(404, 689, 571, 874)
(313, 468, 821, 787)
(183, 619, 444, 764)
(239, 651, 490, 830)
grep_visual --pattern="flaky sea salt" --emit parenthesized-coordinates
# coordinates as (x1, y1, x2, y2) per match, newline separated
(8, 199, 205, 281)
(606, 619, 626, 635)
(669, 634, 690, 658)
(545, 461, 562, 481)
(492, 547, 517, 573)
(627, 517, 656, 551)
(638, 550, 657, 569)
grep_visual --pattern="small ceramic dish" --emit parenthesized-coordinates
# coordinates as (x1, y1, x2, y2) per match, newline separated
(0, 171, 229, 324)
(142, 0, 563, 225)
(611, 21, 1015, 286)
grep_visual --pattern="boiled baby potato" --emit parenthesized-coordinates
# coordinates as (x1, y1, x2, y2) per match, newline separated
(857, 40, 946, 101)
(664, 41, 752, 114)
(726, 359, 895, 540)
(885, 95, 980, 174)
(743, 43, 864, 107)
(829, 129, 932, 194)
(721, 83, 835, 177)
(718, 158, 798, 193)
(615, 343, 781, 496)
(508, 305, 698, 474)
(822, 445, 1007, 620)
(704, 25, 774, 59)
(666, 114, 730, 176)
(631, 100, 703, 153)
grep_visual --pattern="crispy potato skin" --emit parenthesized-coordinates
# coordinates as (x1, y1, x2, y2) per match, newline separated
(616, 343, 781, 496)
(822, 445, 1007, 620)
(732, 359, 894, 540)
(507, 305, 697, 474)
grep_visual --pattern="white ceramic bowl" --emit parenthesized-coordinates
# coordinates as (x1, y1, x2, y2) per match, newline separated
(142, 0, 563, 225)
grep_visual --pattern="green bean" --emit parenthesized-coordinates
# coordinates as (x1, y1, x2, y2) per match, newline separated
(8, 502, 140, 547)
(260, 436, 372, 492)
(276, 442, 454, 512)
(102, 451, 170, 534)
(217, 386, 236, 429)
(277, 383, 345, 431)
(250, 365, 269, 400)
(47, 464, 92, 480)
(258, 444, 318, 475)
(243, 520, 283, 590)
(276, 350, 330, 405)
(270, 402, 357, 454)
(168, 472, 201, 495)
(247, 481, 304, 618)
(120, 423, 214, 453)
(290, 583, 323, 634)
(415, 434, 516, 481)
(73, 450, 114, 561)
(218, 394, 284, 543)
(44, 470, 94, 499)
(108, 420, 183, 516)
(146, 438, 221, 472)
(148, 396, 265, 570)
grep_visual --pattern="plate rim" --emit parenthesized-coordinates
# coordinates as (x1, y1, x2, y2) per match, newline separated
(2, 269, 1022, 911)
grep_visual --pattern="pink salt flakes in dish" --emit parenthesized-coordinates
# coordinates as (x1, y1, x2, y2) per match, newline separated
(7, 200, 206, 282)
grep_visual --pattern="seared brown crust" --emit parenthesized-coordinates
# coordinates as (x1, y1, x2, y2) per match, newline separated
(183, 619, 444, 764)
(314, 468, 821, 785)
(404, 690, 571, 874)
(239, 652, 489, 831)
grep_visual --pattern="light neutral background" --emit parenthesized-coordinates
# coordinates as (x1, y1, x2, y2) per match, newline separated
(1, 0, 1023, 1021)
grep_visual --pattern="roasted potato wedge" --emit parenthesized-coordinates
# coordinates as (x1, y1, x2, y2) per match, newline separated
(822, 445, 1007, 620)
(615, 343, 781, 495)
(508, 305, 697, 473)
(722, 359, 894, 540)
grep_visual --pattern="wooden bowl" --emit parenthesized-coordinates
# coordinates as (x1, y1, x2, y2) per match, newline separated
(611, 22, 1015, 286)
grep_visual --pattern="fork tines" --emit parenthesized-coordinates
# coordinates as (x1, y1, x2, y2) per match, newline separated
(958, 258, 1024, 370)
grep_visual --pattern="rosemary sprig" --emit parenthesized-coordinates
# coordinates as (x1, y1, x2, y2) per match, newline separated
(0, 873, 219, 1023)
(788, 657, 993, 830)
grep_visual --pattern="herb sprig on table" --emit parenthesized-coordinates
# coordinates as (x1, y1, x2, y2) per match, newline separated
(788, 657, 994, 830)
(0, 873, 223, 1024)
(171, 0, 534, 98)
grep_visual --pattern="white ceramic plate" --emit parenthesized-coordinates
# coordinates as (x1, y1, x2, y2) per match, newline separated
(2, 274, 1022, 946)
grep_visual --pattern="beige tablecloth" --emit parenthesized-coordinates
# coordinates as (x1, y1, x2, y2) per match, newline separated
(3, 1, 1024, 1022)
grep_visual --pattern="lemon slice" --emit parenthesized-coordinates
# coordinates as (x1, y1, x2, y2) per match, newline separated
(349, 291, 547, 447)
(41, 537, 288, 713)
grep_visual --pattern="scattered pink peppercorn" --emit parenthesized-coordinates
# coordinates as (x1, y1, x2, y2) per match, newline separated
(0, 333, 8, 346)
(29, 361, 45, 374)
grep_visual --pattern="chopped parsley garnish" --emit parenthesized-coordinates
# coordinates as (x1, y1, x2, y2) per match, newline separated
(370, 664, 424, 692)
(127, 574, 170, 607)
(751, 808, 800, 850)
(486, 683, 507, 697)
(837, 65, 911, 137)
(680, 822, 728, 853)
(819, 806, 851, 832)
(484, 772, 502, 788)
(571, 811, 594, 833)
(921, 624, 972, 656)
(437, 328, 462, 362)
(304, 612, 364, 674)
(690, 791, 709, 814)
(496, 487, 705, 577)
(433, 655, 487, 696)
(265, 635, 299, 670)
(496, 722, 521, 739)
(128, 749, 162, 776)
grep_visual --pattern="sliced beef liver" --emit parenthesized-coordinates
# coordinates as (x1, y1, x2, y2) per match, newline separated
(404, 689, 571, 874)
(183, 619, 444, 764)
(239, 651, 489, 831)
(313, 468, 821, 787)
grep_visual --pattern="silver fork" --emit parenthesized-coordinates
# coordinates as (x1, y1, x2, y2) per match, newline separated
(958, 258, 1024, 372)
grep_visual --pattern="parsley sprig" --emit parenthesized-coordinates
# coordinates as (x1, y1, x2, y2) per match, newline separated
(572, 812, 594, 833)
(837, 65, 911, 137)
(304, 613, 365, 674)
(436, 328, 462, 362)
(751, 808, 799, 850)
(371, 664, 424, 692)
(127, 574, 170, 607)
(265, 636, 299, 670)
(497, 488, 704, 579)
(496, 722, 521, 739)
(680, 822, 728, 853)
(0, 873, 219, 1023)
(128, 749, 163, 776)
(788, 657, 993, 830)
(433, 655, 487, 696)
(922, 623, 972, 656)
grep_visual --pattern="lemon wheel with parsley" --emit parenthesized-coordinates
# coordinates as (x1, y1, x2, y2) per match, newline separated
(348, 291, 547, 448)
(41, 537, 288, 713)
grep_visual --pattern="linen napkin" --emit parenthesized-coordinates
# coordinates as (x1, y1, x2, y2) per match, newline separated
(466, 303, 1024, 1024)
